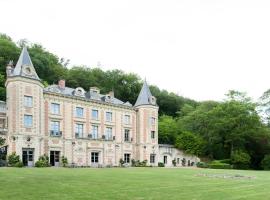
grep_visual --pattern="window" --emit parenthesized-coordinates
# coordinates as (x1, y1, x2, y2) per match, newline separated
(91, 152, 99, 163)
(177, 158, 180, 164)
(150, 154, 155, 164)
(106, 112, 112, 122)
(75, 123, 83, 138)
(76, 107, 84, 118)
(92, 125, 98, 139)
(151, 131, 155, 139)
(124, 115, 130, 124)
(24, 96, 33, 107)
(24, 115, 33, 127)
(150, 117, 156, 125)
(51, 103, 60, 115)
(124, 129, 130, 142)
(124, 153, 130, 163)
(105, 127, 112, 140)
(164, 156, 167, 164)
(92, 109, 98, 120)
(50, 121, 60, 133)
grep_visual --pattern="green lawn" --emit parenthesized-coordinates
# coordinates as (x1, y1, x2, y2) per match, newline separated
(0, 167, 270, 200)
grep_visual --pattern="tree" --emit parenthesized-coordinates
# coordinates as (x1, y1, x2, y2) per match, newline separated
(158, 115, 179, 144)
(175, 131, 205, 156)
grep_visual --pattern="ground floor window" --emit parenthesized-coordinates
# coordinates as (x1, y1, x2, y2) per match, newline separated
(163, 156, 167, 164)
(150, 154, 155, 163)
(91, 152, 99, 163)
(124, 153, 130, 163)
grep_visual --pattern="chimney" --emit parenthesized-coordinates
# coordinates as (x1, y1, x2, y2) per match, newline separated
(58, 80, 65, 89)
(108, 91, 114, 98)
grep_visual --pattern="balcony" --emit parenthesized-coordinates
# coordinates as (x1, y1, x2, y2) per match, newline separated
(50, 130, 62, 137)
(0, 128, 7, 135)
(86, 134, 115, 141)
(124, 137, 133, 143)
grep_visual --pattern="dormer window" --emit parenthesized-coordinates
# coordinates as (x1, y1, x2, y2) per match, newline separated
(74, 87, 85, 97)
(150, 96, 156, 105)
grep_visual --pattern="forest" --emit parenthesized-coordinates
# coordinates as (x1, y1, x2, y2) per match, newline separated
(1, 33, 270, 169)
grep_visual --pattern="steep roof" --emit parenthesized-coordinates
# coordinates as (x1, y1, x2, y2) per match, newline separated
(134, 80, 156, 107)
(12, 47, 40, 80)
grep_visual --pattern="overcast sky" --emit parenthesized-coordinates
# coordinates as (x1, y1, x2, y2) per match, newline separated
(1, 0, 270, 101)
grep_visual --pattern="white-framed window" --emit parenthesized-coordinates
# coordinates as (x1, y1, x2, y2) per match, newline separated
(91, 152, 99, 163)
(150, 154, 155, 164)
(24, 96, 33, 107)
(51, 103, 60, 115)
(24, 115, 33, 127)
(106, 112, 112, 122)
(150, 117, 156, 125)
(50, 121, 60, 132)
(76, 107, 84, 118)
(92, 109, 98, 120)
(75, 123, 83, 138)
(124, 115, 130, 124)
(151, 131, 155, 139)
(105, 127, 112, 140)
(92, 125, 98, 139)
(124, 153, 130, 163)
(124, 129, 130, 142)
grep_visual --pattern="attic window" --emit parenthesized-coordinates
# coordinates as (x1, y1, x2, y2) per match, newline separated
(74, 87, 85, 97)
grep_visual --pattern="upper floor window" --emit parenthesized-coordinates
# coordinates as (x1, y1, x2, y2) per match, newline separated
(150, 117, 156, 125)
(106, 112, 112, 122)
(105, 127, 112, 140)
(124, 129, 130, 142)
(92, 125, 98, 139)
(76, 107, 84, 118)
(151, 131, 155, 139)
(24, 115, 33, 127)
(51, 121, 60, 132)
(24, 96, 33, 107)
(124, 115, 130, 124)
(75, 123, 83, 138)
(92, 109, 98, 120)
(51, 103, 60, 115)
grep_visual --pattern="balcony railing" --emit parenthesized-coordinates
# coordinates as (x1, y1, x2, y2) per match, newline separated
(0, 128, 7, 135)
(75, 133, 83, 138)
(50, 130, 62, 137)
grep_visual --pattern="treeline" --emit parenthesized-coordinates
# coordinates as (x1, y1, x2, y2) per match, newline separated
(1, 33, 270, 170)
(0, 33, 197, 116)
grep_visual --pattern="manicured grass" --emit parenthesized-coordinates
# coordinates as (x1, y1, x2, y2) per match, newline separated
(0, 167, 270, 200)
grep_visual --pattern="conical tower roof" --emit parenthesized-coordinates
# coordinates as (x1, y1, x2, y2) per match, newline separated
(134, 80, 156, 107)
(12, 47, 40, 80)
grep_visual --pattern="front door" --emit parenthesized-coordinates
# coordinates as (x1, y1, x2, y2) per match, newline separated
(91, 152, 99, 167)
(50, 151, 60, 167)
(22, 148, 34, 167)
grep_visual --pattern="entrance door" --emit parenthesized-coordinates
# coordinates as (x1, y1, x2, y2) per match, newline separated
(91, 152, 99, 167)
(22, 148, 34, 167)
(50, 151, 60, 167)
(164, 156, 167, 165)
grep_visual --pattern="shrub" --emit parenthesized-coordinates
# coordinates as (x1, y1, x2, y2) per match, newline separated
(196, 162, 208, 168)
(61, 156, 68, 167)
(218, 159, 231, 164)
(181, 158, 186, 166)
(172, 159, 176, 167)
(35, 155, 50, 167)
(7, 152, 20, 167)
(231, 150, 251, 169)
(119, 158, 124, 167)
(158, 162, 165, 167)
(14, 161, 24, 168)
(261, 155, 270, 170)
(208, 163, 232, 169)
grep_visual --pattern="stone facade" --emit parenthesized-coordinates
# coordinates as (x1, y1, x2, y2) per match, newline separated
(0, 47, 199, 167)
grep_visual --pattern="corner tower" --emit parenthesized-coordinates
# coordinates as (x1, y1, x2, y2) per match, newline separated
(135, 80, 159, 166)
(5, 47, 44, 166)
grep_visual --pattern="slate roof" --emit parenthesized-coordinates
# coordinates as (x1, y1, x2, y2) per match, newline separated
(134, 80, 156, 107)
(12, 47, 40, 80)
(44, 85, 133, 108)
